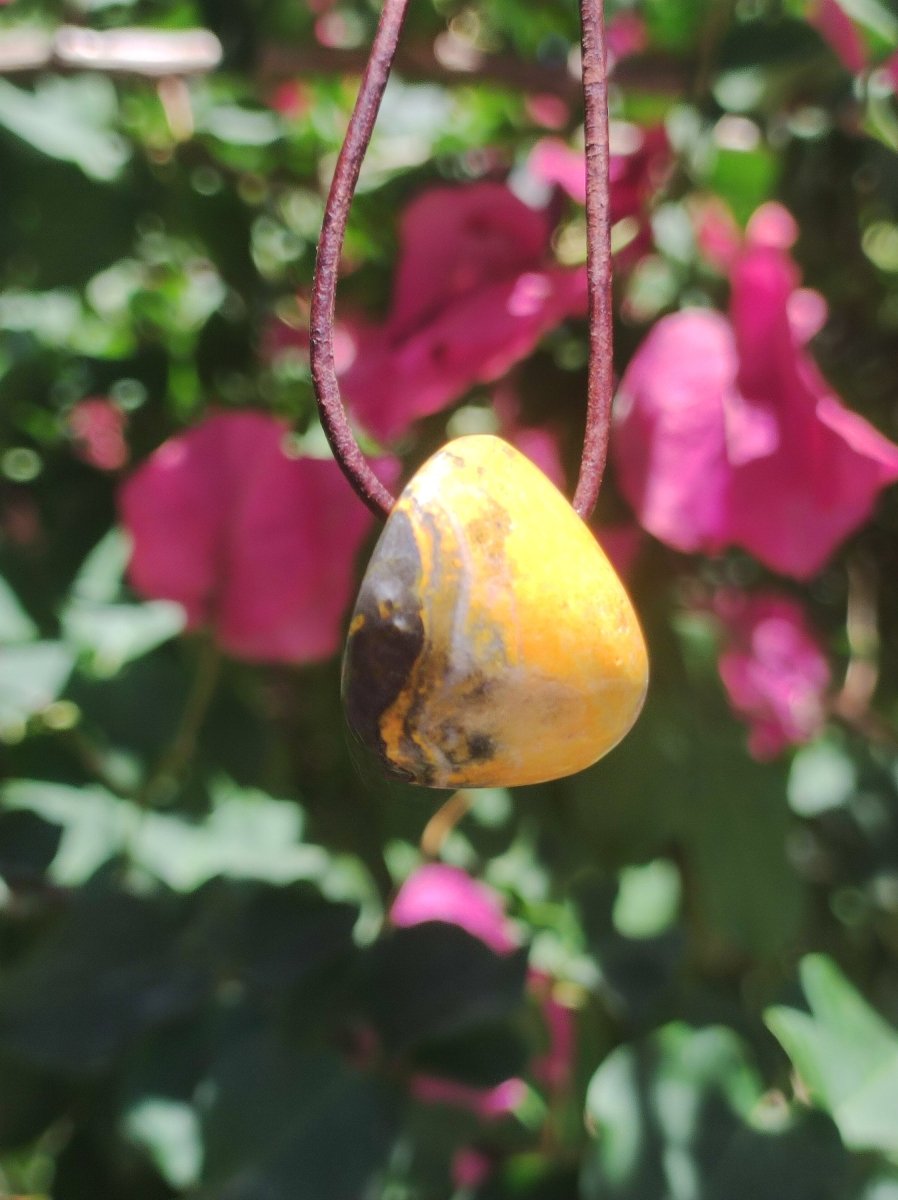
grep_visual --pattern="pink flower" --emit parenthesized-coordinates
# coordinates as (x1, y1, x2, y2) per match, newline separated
(452, 1148, 494, 1190)
(409, 1076, 527, 1119)
(808, 0, 867, 73)
(268, 80, 311, 119)
(805, 1, 898, 92)
(492, 383, 567, 490)
(339, 182, 588, 441)
(692, 196, 742, 272)
(264, 305, 358, 374)
(506, 425, 566, 489)
(883, 54, 898, 92)
(525, 93, 570, 130)
(715, 592, 831, 758)
(613, 203, 898, 578)
(528, 970, 576, 1094)
(606, 12, 648, 64)
(528, 126, 668, 221)
(119, 410, 398, 664)
(0, 493, 42, 549)
(528, 126, 669, 269)
(600, 524, 643, 579)
(391, 864, 517, 955)
(68, 398, 128, 471)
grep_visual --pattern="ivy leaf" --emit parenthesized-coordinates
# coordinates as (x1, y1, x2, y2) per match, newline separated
(766, 954, 898, 1159)
(0, 642, 75, 734)
(199, 1035, 398, 1200)
(123, 1097, 203, 1190)
(0, 886, 206, 1073)
(0, 574, 38, 643)
(61, 598, 186, 675)
(584, 1022, 846, 1200)
(0, 77, 128, 180)
(1, 778, 338, 892)
(362, 923, 529, 1054)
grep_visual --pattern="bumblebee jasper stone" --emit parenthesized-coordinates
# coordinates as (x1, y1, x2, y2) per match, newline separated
(342, 434, 648, 789)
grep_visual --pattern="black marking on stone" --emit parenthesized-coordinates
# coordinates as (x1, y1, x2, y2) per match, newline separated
(463, 673, 493, 702)
(395, 507, 450, 784)
(343, 509, 425, 778)
(430, 717, 498, 773)
(466, 733, 496, 762)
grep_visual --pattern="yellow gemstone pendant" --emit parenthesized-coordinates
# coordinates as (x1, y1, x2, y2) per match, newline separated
(342, 435, 648, 789)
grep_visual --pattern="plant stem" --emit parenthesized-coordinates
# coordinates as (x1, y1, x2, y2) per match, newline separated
(137, 636, 221, 807)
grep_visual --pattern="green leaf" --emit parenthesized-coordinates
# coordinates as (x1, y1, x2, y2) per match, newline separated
(718, 17, 828, 70)
(584, 1023, 846, 1200)
(835, 0, 898, 43)
(202, 105, 283, 147)
(766, 954, 898, 1158)
(70, 528, 132, 604)
(1, 778, 339, 892)
(643, 0, 713, 51)
(681, 740, 804, 958)
(200, 1035, 398, 1200)
(0, 1052, 69, 1149)
(61, 597, 186, 675)
(2, 780, 137, 884)
(0, 77, 128, 180)
(0, 575, 37, 643)
(134, 782, 332, 892)
(788, 741, 857, 817)
(0, 810, 62, 882)
(183, 879, 358, 993)
(410, 1020, 529, 1089)
(0, 642, 75, 734)
(708, 145, 779, 224)
(123, 1097, 203, 1190)
(363, 924, 529, 1054)
(612, 859, 681, 940)
(0, 886, 206, 1072)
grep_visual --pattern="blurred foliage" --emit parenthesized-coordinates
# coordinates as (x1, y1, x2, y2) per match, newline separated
(2, 0, 898, 1197)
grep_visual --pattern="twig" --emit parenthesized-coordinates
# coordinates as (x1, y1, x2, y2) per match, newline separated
(835, 554, 880, 721)
(259, 41, 688, 99)
(419, 791, 473, 858)
(63, 728, 134, 800)
(0, 25, 688, 97)
(572, 0, 613, 521)
(830, 553, 898, 749)
(259, 37, 578, 97)
(136, 636, 221, 807)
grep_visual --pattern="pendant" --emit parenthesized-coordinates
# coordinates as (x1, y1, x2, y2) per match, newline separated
(342, 435, 648, 789)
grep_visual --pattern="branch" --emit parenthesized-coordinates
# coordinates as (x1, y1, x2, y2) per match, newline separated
(259, 40, 689, 98)
(0, 26, 222, 78)
(0, 25, 688, 97)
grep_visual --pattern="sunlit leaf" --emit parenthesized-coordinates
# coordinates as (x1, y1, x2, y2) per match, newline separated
(584, 1023, 846, 1200)
(0, 77, 128, 180)
(123, 1098, 203, 1189)
(1, 778, 340, 892)
(62, 597, 186, 675)
(0, 575, 37, 644)
(766, 954, 898, 1159)
(0, 643, 75, 733)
